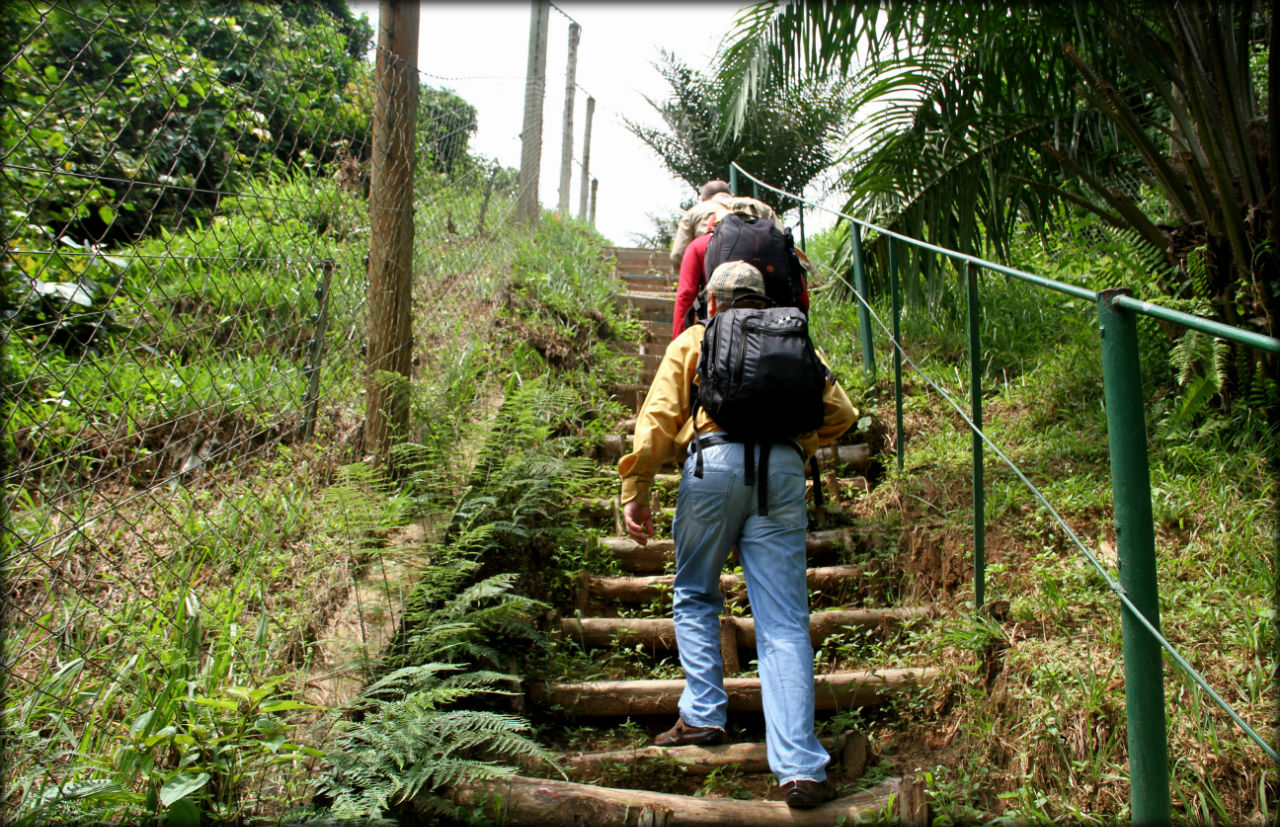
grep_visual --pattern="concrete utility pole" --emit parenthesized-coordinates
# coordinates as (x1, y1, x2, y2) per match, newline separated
(365, 0, 419, 467)
(517, 0, 550, 224)
(577, 96, 595, 221)
(557, 22, 580, 215)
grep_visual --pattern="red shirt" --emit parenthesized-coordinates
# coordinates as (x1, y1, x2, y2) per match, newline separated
(673, 233, 712, 337)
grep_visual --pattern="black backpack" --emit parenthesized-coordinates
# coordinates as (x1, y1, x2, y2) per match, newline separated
(685, 212, 806, 330)
(690, 303, 833, 516)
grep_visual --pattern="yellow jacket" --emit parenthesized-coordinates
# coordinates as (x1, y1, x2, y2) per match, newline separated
(618, 324, 858, 505)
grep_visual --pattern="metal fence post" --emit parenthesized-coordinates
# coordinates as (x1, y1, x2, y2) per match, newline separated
(478, 165, 499, 235)
(1097, 287, 1171, 825)
(967, 262, 985, 610)
(889, 237, 904, 471)
(302, 259, 334, 439)
(729, 165, 738, 194)
(850, 224, 876, 381)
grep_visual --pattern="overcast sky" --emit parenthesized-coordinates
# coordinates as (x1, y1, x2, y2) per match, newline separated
(348, 2, 814, 247)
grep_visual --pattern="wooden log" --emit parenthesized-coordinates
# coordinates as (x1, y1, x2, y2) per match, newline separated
(599, 537, 672, 573)
(598, 433, 627, 461)
(581, 572, 677, 603)
(719, 616, 740, 675)
(733, 607, 928, 648)
(559, 607, 929, 650)
(561, 616, 678, 648)
(442, 774, 903, 827)
(532, 667, 935, 717)
(840, 731, 870, 780)
(808, 528, 854, 555)
(816, 443, 872, 472)
(582, 564, 874, 604)
(556, 736, 846, 779)
(896, 774, 928, 826)
(598, 531, 853, 575)
(805, 564, 876, 592)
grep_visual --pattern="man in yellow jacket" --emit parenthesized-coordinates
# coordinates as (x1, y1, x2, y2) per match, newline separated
(617, 261, 856, 809)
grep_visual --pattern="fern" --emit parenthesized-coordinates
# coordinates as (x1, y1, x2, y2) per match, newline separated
(401, 574, 546, 667)
(321, 377, 611, 819)
(322, 665, 556, 820)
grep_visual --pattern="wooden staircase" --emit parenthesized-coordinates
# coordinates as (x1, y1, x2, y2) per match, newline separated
(445, 247, 934, 824)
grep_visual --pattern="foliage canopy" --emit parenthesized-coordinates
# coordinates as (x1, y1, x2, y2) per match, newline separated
(626, 50, 846, 213)
(717, 0, 1278, 410)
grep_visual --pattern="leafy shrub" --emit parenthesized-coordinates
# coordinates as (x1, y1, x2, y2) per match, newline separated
(1, 1, 373, 245)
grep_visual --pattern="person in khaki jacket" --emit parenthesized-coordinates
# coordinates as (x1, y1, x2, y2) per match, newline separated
(668, 180, 781, 275)
(618, 261, 856, 809)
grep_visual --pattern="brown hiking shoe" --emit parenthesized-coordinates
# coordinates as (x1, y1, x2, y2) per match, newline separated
(653, 717, 727, 747)
(780, 778, 838, 809)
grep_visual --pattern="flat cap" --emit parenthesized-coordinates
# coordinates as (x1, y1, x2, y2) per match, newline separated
(705, 260, 766, 309)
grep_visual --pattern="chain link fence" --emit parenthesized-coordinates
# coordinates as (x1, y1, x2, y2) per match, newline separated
(0, 1, 563, 820)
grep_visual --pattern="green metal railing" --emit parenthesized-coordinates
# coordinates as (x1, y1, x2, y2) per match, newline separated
(730, 162, 1280, 823)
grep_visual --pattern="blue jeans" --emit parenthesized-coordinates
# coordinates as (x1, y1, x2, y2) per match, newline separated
(671, 440, 829, 784)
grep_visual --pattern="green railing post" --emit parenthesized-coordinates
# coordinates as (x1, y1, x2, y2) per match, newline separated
(967, 263, 985, 611)
(889, 237, 904, 471)
(1097, 288, 1171, 825)
(850, 224, 876, 381)
(729, 165, 738, 194)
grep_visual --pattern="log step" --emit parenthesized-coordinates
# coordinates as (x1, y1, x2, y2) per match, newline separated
(616, 272, 670, 288)
(598, 529, 854, 573)
(555, 731, 868, 779)
(580, 563, 878, 605)
(643, 330, 674, 349)
(606, 246, 667, 273)
(620, 294, 675, 323)
(560, 607, 930, 649)
(443, 774, 911, 827)
(531, 667, 936, 716)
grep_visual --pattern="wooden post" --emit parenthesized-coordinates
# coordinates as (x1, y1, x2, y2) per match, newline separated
(557, 22, 580, 215)
(719, 616, 740, 676)
(588, 177, 598, 226)
(577, 96, 595, 220)
(517, 0, 550, 224)
(896, 775, 929, 825)
(366, 0, 419, 466)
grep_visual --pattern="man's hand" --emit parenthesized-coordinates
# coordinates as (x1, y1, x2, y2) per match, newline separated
(622, 499, 654, 546)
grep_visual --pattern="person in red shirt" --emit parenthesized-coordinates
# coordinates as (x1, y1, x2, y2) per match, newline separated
(672, 219, 810, 338)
